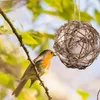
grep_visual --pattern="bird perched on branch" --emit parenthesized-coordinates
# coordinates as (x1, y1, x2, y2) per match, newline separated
(12, 49, 55, 97)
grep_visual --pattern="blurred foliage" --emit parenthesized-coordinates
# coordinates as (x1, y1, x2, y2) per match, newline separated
(0, 38, 25, 66)
(0, 0, 28, 12)
(0, 21, 13, 34)
(0, 0, 99, 100)
(94, 9, 100, 25)
(16, 82, 46, 100)
(27, 0, 93, 21)
(0, 87, 7, 100)
(27, 0, 42, 21)
(0, 73, 14, 89)
(77, 90, 90, 100)
(43, 0, 74, 20)
(0, 26, 12, 34)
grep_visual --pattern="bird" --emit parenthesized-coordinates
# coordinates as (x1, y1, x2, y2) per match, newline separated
(12, 49, 55, 97)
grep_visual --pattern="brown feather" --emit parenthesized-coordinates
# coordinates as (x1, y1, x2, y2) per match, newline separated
(29, 79, 36, 88)
(12, 79, 27, 97)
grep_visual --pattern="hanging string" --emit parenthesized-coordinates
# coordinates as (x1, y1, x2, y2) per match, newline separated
(74, 0, 81, 21)
(74, 0, 76, 20)
(78, 0, 80, 21)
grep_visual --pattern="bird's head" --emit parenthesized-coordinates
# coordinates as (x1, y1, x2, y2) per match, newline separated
(40, 49, 55, 57)
(37, 49, 56, 69)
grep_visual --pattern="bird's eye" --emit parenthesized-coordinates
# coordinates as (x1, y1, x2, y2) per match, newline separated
(51, 51, 53, 54)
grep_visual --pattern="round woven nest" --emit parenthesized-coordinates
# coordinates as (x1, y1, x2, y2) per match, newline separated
(54, 21, 100, 69)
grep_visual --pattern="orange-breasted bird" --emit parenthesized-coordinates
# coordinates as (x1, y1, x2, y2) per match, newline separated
(12, 49, 55, 97)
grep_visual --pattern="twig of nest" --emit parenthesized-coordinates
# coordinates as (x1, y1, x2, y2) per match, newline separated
(54, 21, 100, 69)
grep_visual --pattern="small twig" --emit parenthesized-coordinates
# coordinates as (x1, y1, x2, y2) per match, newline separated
(97, 89, 100, 100)
(78, 0, 80, 21)
(0, 8, 52, 100)
(74, 0, 76, 20)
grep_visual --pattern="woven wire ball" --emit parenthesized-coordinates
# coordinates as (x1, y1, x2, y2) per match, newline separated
(53, 21, 100, 69)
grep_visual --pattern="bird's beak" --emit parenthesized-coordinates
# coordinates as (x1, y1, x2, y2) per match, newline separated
(53, 52, 56, 56)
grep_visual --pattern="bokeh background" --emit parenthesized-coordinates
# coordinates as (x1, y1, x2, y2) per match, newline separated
(0, 0, 100, 100)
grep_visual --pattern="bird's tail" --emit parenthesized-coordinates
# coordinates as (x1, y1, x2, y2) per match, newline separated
(12, 79, 27, 97)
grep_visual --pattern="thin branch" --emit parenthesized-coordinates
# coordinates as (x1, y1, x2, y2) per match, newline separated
(97, 89, 100, 100)
(0, 8, 52, 100)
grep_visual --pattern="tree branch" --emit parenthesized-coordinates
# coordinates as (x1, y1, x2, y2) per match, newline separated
(0, 8, 52, 100)
(97, 89, 100, 100)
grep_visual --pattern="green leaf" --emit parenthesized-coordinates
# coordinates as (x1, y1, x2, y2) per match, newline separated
(21, 33, 38, 46)
(29, 31, 54, 40)
(79, 12, 93, 22)
(29, 31, 43, 44)
(44, 0, 62, 11)
(43, 0, 74, 20)
(94, 9, 100, 25)
(29, 31, 54, 49)
(77, 89, 90, 100)
(44, 33, 54, 40)
(44, 0, 73, 11)
(44, 0, 59, 8)
(29, 31, 53, 50)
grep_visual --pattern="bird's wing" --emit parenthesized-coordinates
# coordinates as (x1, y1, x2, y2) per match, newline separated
(20, 64, 32, 80)
(34, 55, 43, 63)
(21, 55, 44, 80)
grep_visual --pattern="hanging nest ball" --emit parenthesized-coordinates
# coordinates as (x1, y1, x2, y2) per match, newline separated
(53, 21, 100, 69)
